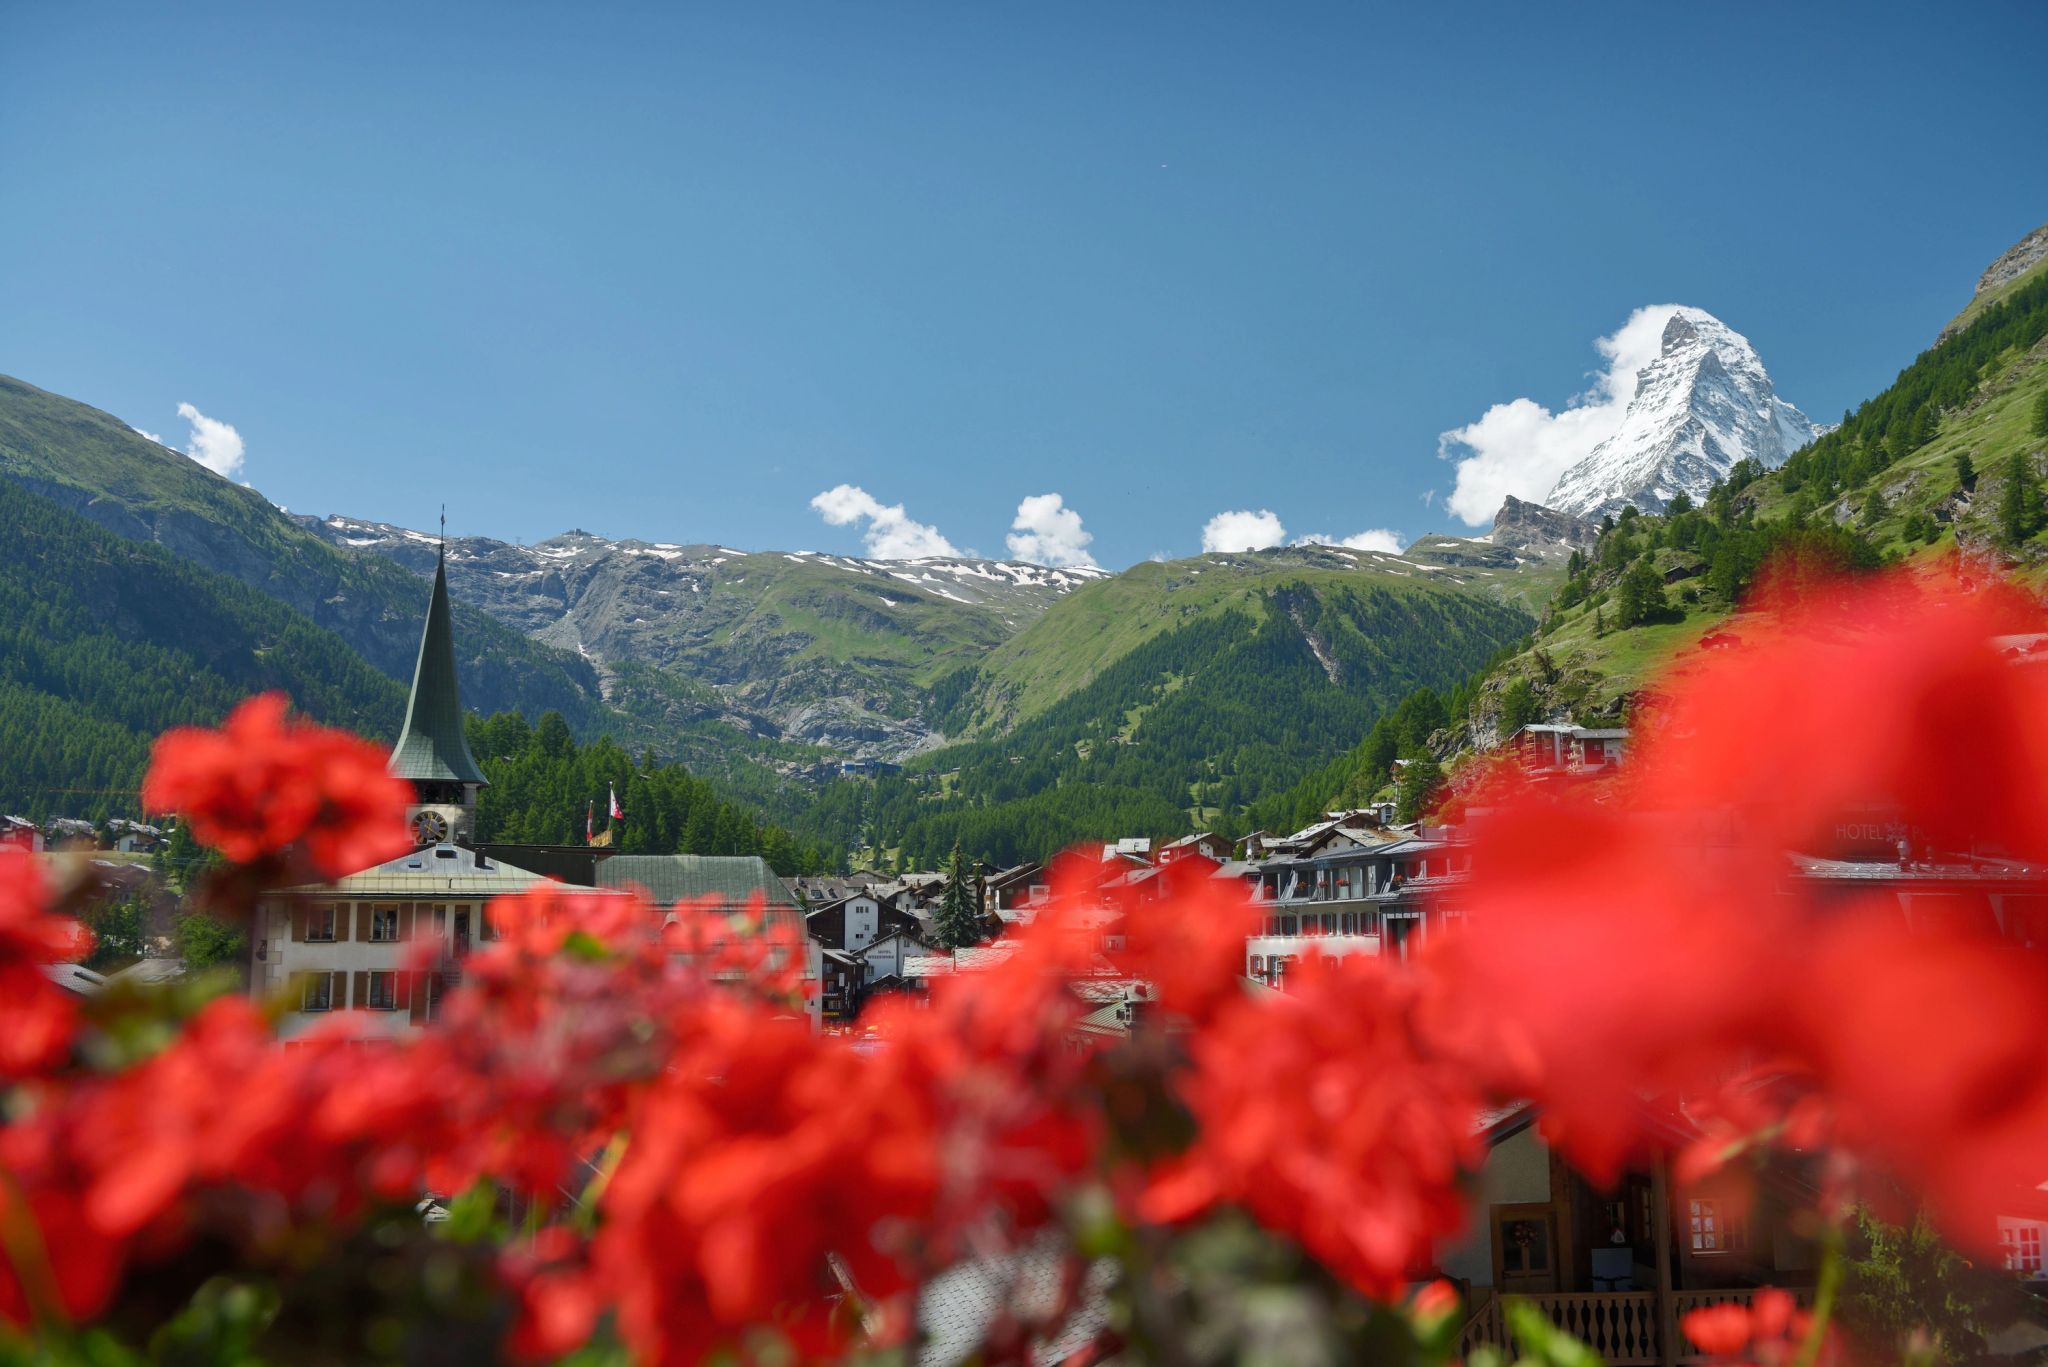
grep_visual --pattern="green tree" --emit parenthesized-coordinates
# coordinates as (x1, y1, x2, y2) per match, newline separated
(84, 893, 148, 972)
(1953, 451, 1976, 490)
(1996, 452, 2045, 547)
(1497, 677, 1540, 737)
(175, 911, 245, 971)
(931, 843, 980, 948)
(2032, 388, 2048, 438)
(1859, 488, 1890, 528)
(1614, 557, 1668, 629)
(1394, 752, 1443, 824)
(1841, 1209, 2025, 1365)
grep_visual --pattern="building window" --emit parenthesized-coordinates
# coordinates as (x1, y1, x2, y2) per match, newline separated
(301, 975, 333, 1011)
(2004, 1224, 2044, 1275)
(1689, 1198, 1748, 1254)
(366, 972, 397, 1010)
(370, 906, 399, 942)
(306, 905, 336, 942)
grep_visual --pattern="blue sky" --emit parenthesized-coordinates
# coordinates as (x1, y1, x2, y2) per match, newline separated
(3, 2, 2044, 569)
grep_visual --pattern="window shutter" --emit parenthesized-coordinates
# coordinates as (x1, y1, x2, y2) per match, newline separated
(356, 905, 373, 942)
(290, 906, 307, 942)
(336, 903, 352, 942)
(399, 904, 416, 942)
(330, 970, 345, 1007)
(352, 970, 369, 1010)
(409, 971, 429, 1025)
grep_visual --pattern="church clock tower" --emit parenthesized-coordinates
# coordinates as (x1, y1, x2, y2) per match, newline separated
(388, 542, 489, 845)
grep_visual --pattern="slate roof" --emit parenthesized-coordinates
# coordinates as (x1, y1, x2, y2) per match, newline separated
(596, 854, 798, 908)
(283, 843, 553, 895)
(388, 550, 490, 786)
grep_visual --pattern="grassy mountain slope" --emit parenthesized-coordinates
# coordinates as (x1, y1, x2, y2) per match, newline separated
(948, 545, 1534, 735)
(0, 477, 407, 820)
(0, 374, 605, 729)
(789, 556, 1536, 865)
(1452, 240, 2048, 750)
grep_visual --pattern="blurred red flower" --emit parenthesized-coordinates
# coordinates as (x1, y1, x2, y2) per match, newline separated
(141, 693, 412, 879)
(0, 849, 90, 1079)
(1142, 952, 1482, 1301)
(1438, 565, 2048, 1242)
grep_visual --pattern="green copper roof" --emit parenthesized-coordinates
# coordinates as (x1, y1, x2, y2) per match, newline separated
(388, 550, 490, 786)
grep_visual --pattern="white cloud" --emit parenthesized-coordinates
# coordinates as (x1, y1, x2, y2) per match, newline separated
(1201, 508, 1287, 553)
(1295, 528, 1404, 554)
(167, 402, 247, 480)
(1005, 492, 1097, 568)
(808, 484, 961, 560)
(1438, 305, 1683, 526)
(131, 425, 165, 446)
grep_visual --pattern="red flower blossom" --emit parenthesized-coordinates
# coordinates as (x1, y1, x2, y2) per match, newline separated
(1680, 1288, 1829, 1365)
(1438, 564, 2048, 1241)
(0, 849, 91, 1078)
(1142, 952, 1482, 1302)
(141, 693, 412, 880)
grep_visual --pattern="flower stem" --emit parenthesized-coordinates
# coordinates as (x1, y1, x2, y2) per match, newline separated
(1794, 1222, 1843, 1367)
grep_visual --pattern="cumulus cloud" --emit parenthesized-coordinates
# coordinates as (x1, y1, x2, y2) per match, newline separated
(1294, 528, 1404, 554)
(808, 484, 961, 560)
(157, 402, 248, 480)
(1438, 305, 1683, 526)
(1201, 508, 1287, 553)
(1005, 492, 1097, 568)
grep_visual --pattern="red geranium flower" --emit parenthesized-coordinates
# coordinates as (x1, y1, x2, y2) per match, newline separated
(141, 693, 412, 880)
(1142, 952, 1482, 1301)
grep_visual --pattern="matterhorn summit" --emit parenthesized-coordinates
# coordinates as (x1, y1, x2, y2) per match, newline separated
(1544, 307, 1823, 519)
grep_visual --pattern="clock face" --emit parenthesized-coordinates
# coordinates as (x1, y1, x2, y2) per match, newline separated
(412, 810, 450, 846)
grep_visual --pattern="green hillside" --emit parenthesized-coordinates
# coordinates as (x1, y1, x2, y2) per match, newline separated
(790, 556, 1535, 865)
(949, 545, 1533, 734)
(1442, 247, 2048, 759)
(0, 374, 606, 729)
(0, 477, 407, 820)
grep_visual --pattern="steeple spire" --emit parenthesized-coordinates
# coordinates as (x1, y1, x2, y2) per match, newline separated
(389, 540, 489, 788)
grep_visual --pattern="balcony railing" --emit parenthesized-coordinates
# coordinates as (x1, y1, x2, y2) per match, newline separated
(1457, 1287, 1814, 1366)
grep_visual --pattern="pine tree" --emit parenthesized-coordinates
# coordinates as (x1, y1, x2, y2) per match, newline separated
(2033, 389, 2048, 438)
(1954, 452, 1976, 490)
(1394, 753, 1443, 824)
(1997, 453, 2045, 547)
(932, 843, 979, 949)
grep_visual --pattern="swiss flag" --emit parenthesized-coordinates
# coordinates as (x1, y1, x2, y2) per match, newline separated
(586, 800, 595, 843)
(609, 783, 624, 823)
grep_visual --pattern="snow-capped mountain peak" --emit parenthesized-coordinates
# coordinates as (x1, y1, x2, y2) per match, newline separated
(1544, 306, 1822, 519)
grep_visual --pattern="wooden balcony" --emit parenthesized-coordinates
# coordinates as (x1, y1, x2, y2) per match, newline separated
(1457, 1287, 1814, 1366)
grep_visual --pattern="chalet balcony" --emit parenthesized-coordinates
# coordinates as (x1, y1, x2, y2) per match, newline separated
(1455, 1287, 1815, 1366)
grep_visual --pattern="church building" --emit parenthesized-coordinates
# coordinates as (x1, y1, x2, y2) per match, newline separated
(247, 545, 560, 1037)
(245, 543, 820, 1036)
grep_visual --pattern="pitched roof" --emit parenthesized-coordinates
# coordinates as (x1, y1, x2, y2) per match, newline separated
(388, 549, 490, 786)
(595, 854, 797, 908)
(283, 842, 553, 895)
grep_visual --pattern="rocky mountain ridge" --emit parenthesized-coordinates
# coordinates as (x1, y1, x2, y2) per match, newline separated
(296, 515, 1107, 758)
(1545, 307, 1824, 520)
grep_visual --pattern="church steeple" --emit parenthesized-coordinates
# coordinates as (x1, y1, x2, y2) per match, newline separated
(390, 533, 488, 844)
